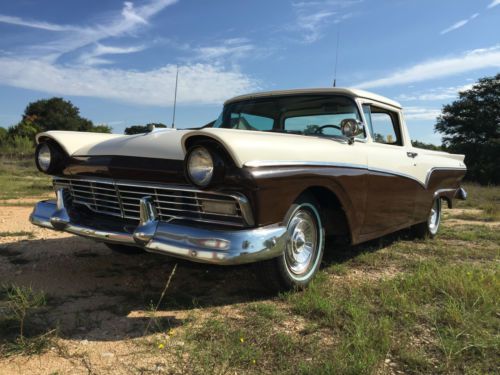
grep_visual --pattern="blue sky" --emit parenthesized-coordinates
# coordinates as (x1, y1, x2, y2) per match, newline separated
(0, 0, 499, 143)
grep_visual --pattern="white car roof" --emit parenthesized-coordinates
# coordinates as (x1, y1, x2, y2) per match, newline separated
(225, 87, 402, 109)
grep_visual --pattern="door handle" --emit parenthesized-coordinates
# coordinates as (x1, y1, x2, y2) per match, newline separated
(407, 152, 418, 158)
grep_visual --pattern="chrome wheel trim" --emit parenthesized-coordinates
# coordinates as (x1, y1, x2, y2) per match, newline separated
(428, 199, 441, 235)
(284, 204, 323, 281)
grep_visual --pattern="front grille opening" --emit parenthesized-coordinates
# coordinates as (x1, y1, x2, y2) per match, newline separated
(54, 177, 247, 227)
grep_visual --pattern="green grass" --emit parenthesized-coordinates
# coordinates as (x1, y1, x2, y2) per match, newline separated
(0, 157, 52, 200)
(0, 231, 34, 238)
(288, 262, 499, 374)
(164, 185, 499, 375)
(457, 183, 500, 221)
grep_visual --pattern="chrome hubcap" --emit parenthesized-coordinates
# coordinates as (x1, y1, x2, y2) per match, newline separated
(285, 209, 318, 275)
(428, 199, 441, 234)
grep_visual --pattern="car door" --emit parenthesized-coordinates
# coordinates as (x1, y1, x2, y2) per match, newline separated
(360, 103, 418, 237)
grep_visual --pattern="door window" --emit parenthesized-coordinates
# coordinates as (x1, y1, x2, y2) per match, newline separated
(366, 106, 402, 146)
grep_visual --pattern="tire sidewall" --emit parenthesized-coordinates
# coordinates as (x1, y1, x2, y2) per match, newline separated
(277, 197, 325, 289)
(427, 198, 442, 236)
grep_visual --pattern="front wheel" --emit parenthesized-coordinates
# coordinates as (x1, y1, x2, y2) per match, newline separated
(257, 196, 325, 291)
(412, 198, 442, 239)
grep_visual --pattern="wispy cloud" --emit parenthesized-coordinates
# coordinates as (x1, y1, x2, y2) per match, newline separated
(291, 0, 362, 43)
(0, 14, 79, 32)
(0, 0, 179, 63)
(397, 84, 473, 101)
(0, 57, 259, 106)
(194, 38, 256, 61)
(403, 107, 441, 121)
(356, 45, 500, 89)
(77, 43, 147, 66)
(488, 0, 500, 8)
(440, 12, 479, 35)
(0, 1, 259, 107)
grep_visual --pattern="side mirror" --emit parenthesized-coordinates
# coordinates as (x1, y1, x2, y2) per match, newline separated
(340, 119, 364, 144)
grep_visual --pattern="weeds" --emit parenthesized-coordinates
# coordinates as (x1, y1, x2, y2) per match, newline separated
(144, 263, 178, 335)
(0, 284, 55, 357)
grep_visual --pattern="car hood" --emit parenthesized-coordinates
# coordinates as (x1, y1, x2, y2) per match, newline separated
(37, 128, 369, 169)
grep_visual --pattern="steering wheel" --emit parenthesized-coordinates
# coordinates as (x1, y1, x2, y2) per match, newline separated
(314, 124, 341, 134)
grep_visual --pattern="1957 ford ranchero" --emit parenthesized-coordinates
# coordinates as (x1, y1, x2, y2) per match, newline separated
(30, 88, 467, 289)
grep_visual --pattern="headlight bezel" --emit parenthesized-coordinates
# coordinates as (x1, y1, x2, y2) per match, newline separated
(185, 144, 225, 188)
(35, 141, 66, 174)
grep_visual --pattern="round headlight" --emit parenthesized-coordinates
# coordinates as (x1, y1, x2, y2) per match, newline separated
(36, 143, 52, 172)
(187, 146, 214, 187)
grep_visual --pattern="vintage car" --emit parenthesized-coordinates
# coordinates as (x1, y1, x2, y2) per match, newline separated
(30, 88, 467, 289)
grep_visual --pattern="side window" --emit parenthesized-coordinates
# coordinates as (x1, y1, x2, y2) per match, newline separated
(369, 107, 402, 146)
(229, 113, 274, 131)
(284, 114, 345, 136)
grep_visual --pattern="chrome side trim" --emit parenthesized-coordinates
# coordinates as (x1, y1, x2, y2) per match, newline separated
(30, 199, 286, 265)
(244, 160, 466, 189)
(423, 167, 467, 188)
(433, 188, 456, 198)
(244, 160, 361, 168)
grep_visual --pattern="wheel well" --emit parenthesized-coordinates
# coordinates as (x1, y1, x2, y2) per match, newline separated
(299, 186, 350, 242)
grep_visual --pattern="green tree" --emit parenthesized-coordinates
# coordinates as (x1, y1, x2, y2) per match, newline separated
(124, 123, 167, 135)
(7, 120, 41, 140)
(435, 74, 500, 185)
(22, 97, 93, 132)
(411, 140, 442, 151)
(90, 124, 113, 133)
(0, 127, 7, 145)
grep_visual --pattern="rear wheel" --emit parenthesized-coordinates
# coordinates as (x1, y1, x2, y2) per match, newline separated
(257, 195, 325, 291)
(412, 198, 442, 239)
(105, 243, 145, 255)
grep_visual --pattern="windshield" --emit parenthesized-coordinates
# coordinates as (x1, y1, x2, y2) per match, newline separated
(213, 95, 363, 139)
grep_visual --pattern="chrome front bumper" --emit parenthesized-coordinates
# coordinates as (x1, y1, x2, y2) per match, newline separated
(30, 189, 287, 265)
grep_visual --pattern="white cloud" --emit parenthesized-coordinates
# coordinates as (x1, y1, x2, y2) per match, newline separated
(77, 43, 147, 66)
(0, 0, 178, 63)
(488, 0, 500, 8)
(440, 12, 479, 35)
(0, 14, 79, 31)
(0, 0, 263, 107)
(0, 57, 259, 107)
(194, 39, 256, 61)
(356, 45, 500, 89)
(397, 84, 473, 101)
(403, 107, 441, 121)
(292, 0, 362, 43)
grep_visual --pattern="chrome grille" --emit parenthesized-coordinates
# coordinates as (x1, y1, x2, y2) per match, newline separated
(53, 177, 248, 227)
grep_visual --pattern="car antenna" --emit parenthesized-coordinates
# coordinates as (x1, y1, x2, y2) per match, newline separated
(333, 29, 340, 87)
(171, 65, 179, 128)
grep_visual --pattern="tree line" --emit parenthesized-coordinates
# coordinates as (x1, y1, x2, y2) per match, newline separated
(0, 98, 111, 157)
(0, 74, 498, 184)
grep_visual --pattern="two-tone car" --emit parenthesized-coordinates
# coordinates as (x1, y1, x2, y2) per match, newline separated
(30, 88, 467, 289)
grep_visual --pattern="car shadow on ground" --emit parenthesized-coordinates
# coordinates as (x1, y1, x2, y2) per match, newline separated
(0, 230, 410, 342)
(0, 236, 273, 341)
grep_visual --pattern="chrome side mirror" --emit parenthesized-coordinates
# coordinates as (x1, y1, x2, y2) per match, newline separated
(340, 119, 364, 144)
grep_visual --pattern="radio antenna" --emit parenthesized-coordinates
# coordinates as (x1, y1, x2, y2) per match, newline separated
(333, 29, 340, 87)
(171, 65, 179, 128)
